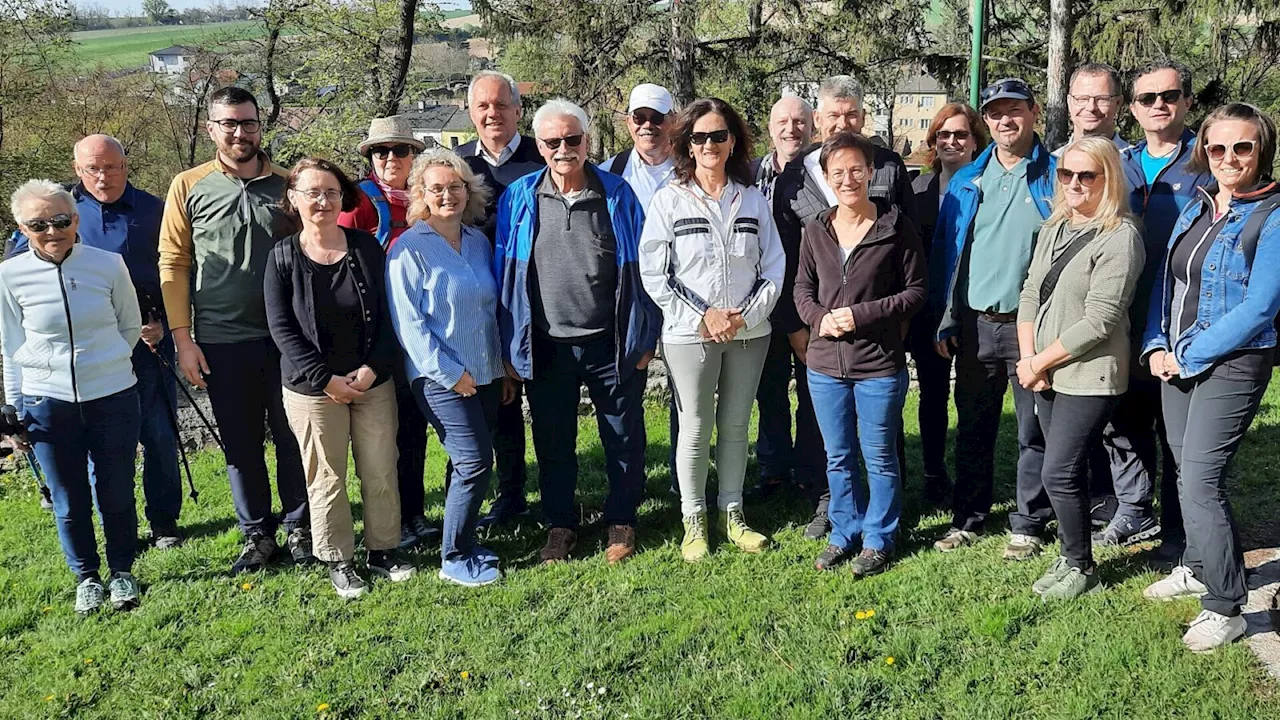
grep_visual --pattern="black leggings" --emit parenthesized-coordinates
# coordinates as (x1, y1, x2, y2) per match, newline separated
(1035, 391, 1116, 570)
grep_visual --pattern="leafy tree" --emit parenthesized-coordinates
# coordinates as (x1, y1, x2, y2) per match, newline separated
(143, 0, 175, 24)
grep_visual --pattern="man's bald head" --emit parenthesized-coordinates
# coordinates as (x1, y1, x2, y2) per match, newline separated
(73, 134, 128, 204)
(768, 95, 814, 167)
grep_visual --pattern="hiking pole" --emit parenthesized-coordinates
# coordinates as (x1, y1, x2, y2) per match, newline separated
(150, 350, 200, 504)
(152, 347, 224, 451)
(1, 404, 50, 509)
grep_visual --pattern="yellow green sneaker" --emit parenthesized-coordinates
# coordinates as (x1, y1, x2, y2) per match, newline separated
(718, 504, 770, 553)
(681, 512, 709, 563)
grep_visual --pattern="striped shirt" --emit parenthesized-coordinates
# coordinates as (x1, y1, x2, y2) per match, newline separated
(386, 221, 504, 388)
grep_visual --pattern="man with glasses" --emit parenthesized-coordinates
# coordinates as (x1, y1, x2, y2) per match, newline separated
(159, 86, 311, 574)
(493, 99, 660, 566)
(930, 78, 1057, 561)
(1054, 63, 1130, 157)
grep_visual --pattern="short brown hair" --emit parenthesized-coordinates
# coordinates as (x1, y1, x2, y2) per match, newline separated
(818, 131, 877, 173)
(1191, 102, 1278, 181)
(671, 98, 754, 187)
(923, 102, 988, 172)
(282, 157, 360, 215)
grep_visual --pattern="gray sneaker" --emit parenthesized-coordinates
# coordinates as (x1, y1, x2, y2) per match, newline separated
(328, 562, 368, 600)
(1092, 515, 1161, 547)
(803, 499, 831, 541)
(232, 532, 277, 574)
(151, 525, 184, 550)
(1040, 565, 1102, 600)
(108, 572, 141, 611)
(1032, 556, 1071, 596)
(934, 528, 981, 552)
(75, 576, 106, 615)
(286, 527, 316, 565)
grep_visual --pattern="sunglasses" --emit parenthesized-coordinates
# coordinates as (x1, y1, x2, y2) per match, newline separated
(1056, 168, 1102, 186)
(1134, 89, 1185, 107)
(690, 129, 731, 145)
(23, 214, 74, 233)
(935, 130, 972, 142)
(1205, 140, 1257, 162)
(631, 110, 666, 126)
(370, 144, 415, 159)
(540, 134, 584, 150)
(210, 118, 261, 133)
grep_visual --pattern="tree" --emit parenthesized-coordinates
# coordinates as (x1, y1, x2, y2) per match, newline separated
(143, 0, 175, 24)
(1045, 0, 1074, 147)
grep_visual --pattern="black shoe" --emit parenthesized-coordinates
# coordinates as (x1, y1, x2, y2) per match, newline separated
(1092, 514, 1161, 547)
(232, 532, 277, 574)
(286, 527, 316, 565)
(328, 561, 368, 600)
(851, 548, 891, 577)
(367, 550, 416, 582)
(803, 500, 830, 541)
(1089, 495, 1119, 529)
(815, 544, 850, 571)
(39, 486, 53, 511)
(747, 474, 789, 500)
(407, 515, 442, 545)
(476, 497, 529, 530)
(151, 524, 184, 550)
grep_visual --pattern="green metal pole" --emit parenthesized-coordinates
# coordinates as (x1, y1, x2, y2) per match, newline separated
(969, 0, 985, 106)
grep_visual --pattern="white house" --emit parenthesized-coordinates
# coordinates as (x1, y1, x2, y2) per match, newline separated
(149, 46, 198, 74)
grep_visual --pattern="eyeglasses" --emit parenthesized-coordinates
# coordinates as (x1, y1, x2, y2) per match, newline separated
(1205, 140, 1257, 162)
(80, 164, 125, 177)
(1134, 89, 1185, 107)
(539, 134, 584, 150)
(210, 118, 261, 133)
(1069, 94, 1119, 108)
(827, 166, 868, 184)
(22, 214, 74, 233)
(370, 144, 416, 159)
(631, 110, 666, 127)
(980, 79, 1034, 105)
(935, 130, 972, 142)
(1055, 168, 1102, 186)
(292, 189, 343, 204)
(689, 129, 731, 145)
(425, 183, 468, 197)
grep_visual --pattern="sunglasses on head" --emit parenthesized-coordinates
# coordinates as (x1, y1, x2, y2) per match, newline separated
(1205, 140, 1257, 162)
(980, 79, 1033, 104)
(689, 129, 731, 145)
(1056, 168, 1102, 186)
(1134, 89, 1185, 107)
(370, 144, 415, 159)
(23, 214, 73, 233)
(631, 110, 666, 126)
(540, 134, 584, 150)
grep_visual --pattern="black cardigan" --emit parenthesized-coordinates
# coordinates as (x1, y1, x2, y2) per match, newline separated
(264, 227, 399, 395)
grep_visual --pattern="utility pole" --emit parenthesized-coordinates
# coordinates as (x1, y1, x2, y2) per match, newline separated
(969, 0, 985, 106)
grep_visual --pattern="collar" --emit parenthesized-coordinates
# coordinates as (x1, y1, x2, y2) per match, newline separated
(1129, 127, 1196, 160)
(73, 182, 136, 210)
(216, 151, 274, 179)
(632, 148, 674, 168)
(985, 152, 1030, 179)
(537, 165, 604, 201)
(480, 132, 523, 166)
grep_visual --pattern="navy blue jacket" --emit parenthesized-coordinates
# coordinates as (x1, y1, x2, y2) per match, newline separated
(457, 135, 545, 242)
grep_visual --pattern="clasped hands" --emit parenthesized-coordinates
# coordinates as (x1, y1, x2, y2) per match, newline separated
(818, 307, 856, 338)
(325, 365, 376, 404)
(699, 307, 747, 343)
(1015, 355, 1051, 392)
(1146, 350, 1182, 382)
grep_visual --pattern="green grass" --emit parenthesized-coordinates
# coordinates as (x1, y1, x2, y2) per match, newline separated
(2, 385, 1280, 718)
(71, 21, 262, 70)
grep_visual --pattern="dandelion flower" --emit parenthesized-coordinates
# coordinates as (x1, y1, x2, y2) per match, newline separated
(865, 609, 876, 618)
(43, 694, 54, 702)
(855, 611, 867, 620)
(83, 658, 93, 665)
(886, 657, 895, 665)
(460, 671, 470, 680)
(317, 703, 330, 712)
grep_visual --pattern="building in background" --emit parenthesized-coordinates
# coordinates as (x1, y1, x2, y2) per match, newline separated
(149, 45, 198, 74)
(866, 73, 948, 158)
(403, 104, 477, 148)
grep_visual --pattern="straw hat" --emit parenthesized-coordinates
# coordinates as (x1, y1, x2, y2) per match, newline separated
(357, 115, 426, 155)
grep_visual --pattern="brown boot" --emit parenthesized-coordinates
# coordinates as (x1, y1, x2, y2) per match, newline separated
(540, 527, 577, 564)
(605, 525, 636, 565)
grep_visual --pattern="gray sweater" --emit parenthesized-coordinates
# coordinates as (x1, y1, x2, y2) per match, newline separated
(1017, 217, 1145, 396)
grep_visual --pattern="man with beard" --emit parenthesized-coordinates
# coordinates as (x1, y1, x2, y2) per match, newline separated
(159, 86, 311, 574)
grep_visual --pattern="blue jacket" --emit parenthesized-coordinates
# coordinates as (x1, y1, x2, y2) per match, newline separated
(493, 164, 661, 381)
(1141, 182, 1280, 378)
(928, 137, 1057, 341)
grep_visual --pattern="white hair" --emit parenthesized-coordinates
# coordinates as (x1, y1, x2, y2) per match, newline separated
(772, 94, 814, 116)
(468, 70, 521, 108)
(10, 179, 76, 225)
(532, 98, 590, 137)
(73, 134, 126, 161)
(817, 75, 864, 110)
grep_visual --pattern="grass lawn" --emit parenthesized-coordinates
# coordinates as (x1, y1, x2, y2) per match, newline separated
(71, 22, 262, 70)
(2, 385, 1280, 718)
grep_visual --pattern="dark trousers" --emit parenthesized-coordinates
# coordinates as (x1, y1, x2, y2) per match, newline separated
(1162, 356, 1270, 617)
(950, 311, 1050, 534)
(1035, 391, 1116, 570)
(911, 341, 954, 490)
(526, 334, 647, 530)
(27, 387, 141, 578)
(127, 336, 182, 529)
(491, 386, 529, 502)
(203, 338, 308, 536)
(413, 378, 498, 562)
(1097, 374, 1181, 529)
(394, 377, 431, 518)
(755, 330, 825, 484)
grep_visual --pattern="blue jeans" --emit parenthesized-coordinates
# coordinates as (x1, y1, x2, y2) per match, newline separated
(413, 378, 498, 562)
(129, 336, 182, 528)
(807, 368, 908, 552)
(26, 387, 142, 578)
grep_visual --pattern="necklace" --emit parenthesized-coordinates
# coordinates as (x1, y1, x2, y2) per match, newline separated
(301, 233, 348, 265)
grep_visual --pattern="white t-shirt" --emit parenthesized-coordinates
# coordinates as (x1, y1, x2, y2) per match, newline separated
(803, 148, 839, 207)
(605, 150, 675, 210)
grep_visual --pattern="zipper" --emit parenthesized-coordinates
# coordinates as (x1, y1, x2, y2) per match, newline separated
(55, 263, 80, 403)
(1170, 205, 1226, 340)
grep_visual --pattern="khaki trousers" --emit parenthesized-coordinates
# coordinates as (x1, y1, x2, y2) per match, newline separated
(282, 381, 401, 562)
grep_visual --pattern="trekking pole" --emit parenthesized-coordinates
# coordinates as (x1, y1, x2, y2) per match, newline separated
(151, 350, 200, 504)
(1, 404, 50, 508)
(152, 348, 224, 450)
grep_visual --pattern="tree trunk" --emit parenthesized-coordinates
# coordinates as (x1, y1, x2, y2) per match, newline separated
(747, 0, 762, 38)
(264, 23, 282, 129)
(382, 0, 420, 116)
(1045, 0, 1073, 149)
(670, 0, 696, 107)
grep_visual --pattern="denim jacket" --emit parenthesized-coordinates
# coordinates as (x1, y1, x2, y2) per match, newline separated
(1141, 181, 1280, 378)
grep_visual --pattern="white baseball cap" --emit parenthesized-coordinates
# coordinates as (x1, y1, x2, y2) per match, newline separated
(628, 83, 674, 115)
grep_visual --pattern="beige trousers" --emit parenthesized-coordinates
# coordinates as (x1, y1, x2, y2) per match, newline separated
(282, 381, 401, 562)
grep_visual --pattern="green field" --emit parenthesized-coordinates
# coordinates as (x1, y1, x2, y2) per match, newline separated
(2, 387, 1279, 717)
(71, 21, 263, 70)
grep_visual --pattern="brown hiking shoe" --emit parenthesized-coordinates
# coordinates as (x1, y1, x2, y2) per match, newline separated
(540, 527, 577, 564)
(605, 525, 636, 565)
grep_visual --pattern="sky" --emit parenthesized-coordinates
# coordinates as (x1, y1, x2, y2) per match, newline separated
(91, 0, 469, 16)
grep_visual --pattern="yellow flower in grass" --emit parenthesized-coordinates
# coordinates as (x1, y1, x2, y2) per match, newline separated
(886, 657, 895, 665)
(855, 611, 867, 620)
(865, 609, 876, 618)
(317, 703, 330, 712)
(241, 582, 253, 591)
(43, 694, 55, 702)
(460, 671, 471, 680)
(83, 658, 93, 665)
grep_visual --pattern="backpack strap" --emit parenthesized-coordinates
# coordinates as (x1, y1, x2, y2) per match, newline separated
(608, 149, 632, 176)
(1039, 227, 1099, 307)
(358, 178, 393, 248)
(1239, 195, 1280, 266)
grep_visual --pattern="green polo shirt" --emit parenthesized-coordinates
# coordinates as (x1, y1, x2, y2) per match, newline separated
(965, 156, 1044, 314)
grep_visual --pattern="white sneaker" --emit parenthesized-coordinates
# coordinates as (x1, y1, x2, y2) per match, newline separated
(1182, 610, 1245, 653)
(1002, 534, 1044, 561)
(1143, 565, 1208, 601)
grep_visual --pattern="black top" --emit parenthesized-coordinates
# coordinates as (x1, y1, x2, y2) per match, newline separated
(304, 253, 365, 390)
(1170, 210, 1225, 341)
(456, 135, 546, 242)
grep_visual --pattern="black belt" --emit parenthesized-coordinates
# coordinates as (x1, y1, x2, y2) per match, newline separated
(979, 311, 1017, 323)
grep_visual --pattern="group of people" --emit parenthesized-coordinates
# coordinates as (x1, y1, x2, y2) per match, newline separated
(3, 60, 1276, 655)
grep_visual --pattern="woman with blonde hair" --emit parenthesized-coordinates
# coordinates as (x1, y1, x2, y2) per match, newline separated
(1014, 136, 1145, 600)
(387, 148, 513, 587)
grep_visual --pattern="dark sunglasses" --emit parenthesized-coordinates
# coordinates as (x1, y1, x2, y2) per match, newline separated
(539, 134, 584, 150)
(631, 110, 666, 126)
(689, 129, 731, 146)
(23, 214, 74, 233)
(935, 130, 972, 142)
(211, 118, 261, 133)
(1055, 168, 1102, 186)
(980, 79, 1033, 105)
(1205, 140, 1257, 162)
(370, 144, 415, 159)
(1134, 89, 1185, 107)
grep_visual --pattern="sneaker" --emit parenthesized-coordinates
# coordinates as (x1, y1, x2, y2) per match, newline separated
(851, 548, 891, 577)
(439, 553, 502, 587)
(815, 544, 850, 571)
(286, 527, 316, 564)
(539, 527, 577, 564)
(1040, 564, 1102, 600)
(1143, 565, 1208, 602)
(1182, 609, 1245, 653)
(681, 513, 709, 563)
(1092, 515, 1161, 547)
(718, 504, 770, 553)
(39, 486, 53, 510)
(74, 576, 106, 615)
(934, 528, 980, 552)
(476, 497, 529, 530)
(231, 532, 277, 574)
(367, 550, 416, 582)
(1032, 556, 1072, 596)
(398, 520, 419, 549)
(108, 571, 141, 611)
(1003, 533, 1044, 561)
(1089, 495, 1119, 529)
(328, 561, 368, 600)
(408, 515, 442, 545)
(605, 525, 636, 565)
(151, 524, 184, 550)
(803, 499, 830, 541)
